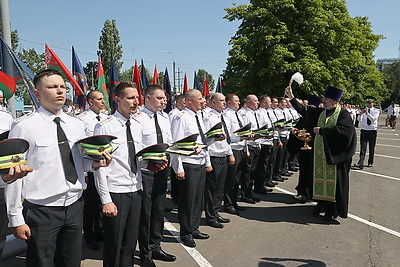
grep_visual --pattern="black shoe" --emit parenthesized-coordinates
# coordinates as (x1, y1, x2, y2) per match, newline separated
(192, 230, 210, 239)
(367, 164, 373, 167)
(272, 177, 284, 182)
(353, 164, 363, 170)
(87, 240, 100, 251)
(140, 257, 156, 267)
(233, 204, 246, 211)
(152, 249, 176, 262)
(241, 196, 256, 204)
(281, 176, 288, 180)
(224, 206, 240, 215)
(281, 172, 292, 177)
(180, 235, 196, 247)
(164, 206, 172, 213)
(252, 196, 261, 202)
(216, 214, 230, 223)
(272, 181, 278, 185)
(254, 188, 268, 194)
(293, 194, 307, 203)
(265, 181, 276, 187)
(207, 220, 224, 228)
(288, 167, 298, 172)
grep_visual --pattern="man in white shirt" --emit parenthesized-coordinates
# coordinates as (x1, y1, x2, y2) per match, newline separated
(77, 90, 108, 251)
(203, 93, 234, 228)
(5, 69, 111, 267)
(387, 101, 399, 129)
(168, 94, 185, 122)
(134, 85, 176, 266)
(170, 89, 212, 248)
(94, 81, 164, 267)
(354, 96, 380, 169)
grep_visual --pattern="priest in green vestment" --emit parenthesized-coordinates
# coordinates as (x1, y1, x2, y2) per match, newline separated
(285, 85, 356, 222)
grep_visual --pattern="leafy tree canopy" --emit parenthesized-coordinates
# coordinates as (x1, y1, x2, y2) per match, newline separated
(223, 0, 388, 104)
(197, 69, 215, 93)
(381, 62, 400, 108)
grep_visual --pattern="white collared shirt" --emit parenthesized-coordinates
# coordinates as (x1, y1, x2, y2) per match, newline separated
(358, 107, 380, 130)
(170, 107, 211, 174)
(223, 107, 246, 151)
(94, 111, 143, 204)
(240, 107, 260, 148)
(387, 105, 399, 117)
(0, 110, 13, 134)
(77, 109, 108, 136)
(5, 107, 93, 227)
(203, 109, 233, 157)
(168, 107, 181, 123)
(257, 108, 274, 145)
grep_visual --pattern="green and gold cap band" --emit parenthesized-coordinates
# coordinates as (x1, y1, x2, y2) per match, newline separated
(177, 141, 198, 150)
(81, 143, 113, 155)
(236, 129, 252, 137)
(205, 128, 223, 138)
(141, 152, 166, 161)
(0, 153, 27, 170)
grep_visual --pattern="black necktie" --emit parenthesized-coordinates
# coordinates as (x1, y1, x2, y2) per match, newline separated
(96, 115, 101, 121)
(367, 109, 371, 125)
(221, 114, 231, 144)
(154, 113, 163, 143)
(254, 112, 260, 128)
(235, 111, 243, 128)
(54, 117, 78, 184)
(126, 120, 137, 174)
(195, 114, 207, 145)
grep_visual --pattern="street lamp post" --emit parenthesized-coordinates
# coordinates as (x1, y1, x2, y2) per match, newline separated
(164, 51, 176, 94)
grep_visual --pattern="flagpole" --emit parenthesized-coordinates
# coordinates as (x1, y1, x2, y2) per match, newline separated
(1, 0, 16, 117)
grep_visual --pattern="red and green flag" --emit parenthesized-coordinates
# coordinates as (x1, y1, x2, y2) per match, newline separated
(0, 70, 16, 100)
(45, 43, 83, 97)
(132, 60, 143, 106)
(97, 56, 111, 113)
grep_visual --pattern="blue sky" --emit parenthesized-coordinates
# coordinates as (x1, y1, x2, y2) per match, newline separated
(8, 0, 400, 90)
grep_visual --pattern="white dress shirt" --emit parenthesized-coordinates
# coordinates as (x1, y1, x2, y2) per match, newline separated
(240, 107, 260, 148)
(358, 107, 380, 130)
(94, 111, 143, 205)
(223, 108, 246, 151)
(77, 109, 108, 136)
(0, 111, 13, 188)
(5, 107, 93, 227)
(170, 108, 211, 174)
(387, 105, 399, 117)
(257, 108, 274, 145)
(168, 107, 181, 123)
(203, 109, 233, 157)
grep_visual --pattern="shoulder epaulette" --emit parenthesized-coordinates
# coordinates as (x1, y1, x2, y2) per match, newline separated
(76, 111, 88, 118)
(15, 111, 35, 122)
(98, 116, 113, 125)
(132, 112, 142, 119)
(176, 111, 186, 118)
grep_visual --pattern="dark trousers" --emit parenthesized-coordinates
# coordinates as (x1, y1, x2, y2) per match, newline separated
(103, 192, 142, 267)
(254, 144, 272, 190)
(274, 137, 288, 175)
(170, 168, 179, 201)
(357, 129, 377, 166)
(224, 149, 245, 208)
(22, 198, 83, 267)
(139, 169, 168, 258)
(178, 163, 205, 237)
(241, 145, 260, 197)
(389, 116, 397, 128)
(83, 172, 102, 243)
(295, 149, 313, 198)
(0, 188, 7, 266)
(270, 139, 279, 179)
(205, 157, 228, 222)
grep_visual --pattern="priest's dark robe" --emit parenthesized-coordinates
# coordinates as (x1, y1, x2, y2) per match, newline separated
(290, 99, 356, 218)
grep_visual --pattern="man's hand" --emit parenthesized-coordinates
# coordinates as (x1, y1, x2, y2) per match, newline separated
(228, 154, 235, 166)
(278, 141, 283, 148)
(206, 166, 213, 173)
(285, 86, 294, 100)
(12, 224, 31, 240)
(245, 151, 250, 158)
(313, 127, 321, 135)
(102, 202, 118, 217)
(147, 158, 168, 173)
(193, 147, 202, 155)
(176, 172, 185, 180)
(92, 151, 112, 169)
(2, 164, 33, 182)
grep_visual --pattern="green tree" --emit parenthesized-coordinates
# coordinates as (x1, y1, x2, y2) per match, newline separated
(119, 67, 133, 83)
(381, 62, 400, 107)
(224, 0, 387, 103)
(197, 69, 215, 93)
(83, 61, 98, 90)
(98, 19, 123, 83)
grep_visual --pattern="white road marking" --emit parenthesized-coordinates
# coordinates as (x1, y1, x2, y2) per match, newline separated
(164, 218, 213, 267)
(354, 151, 400, 160)
(274, 187, 400, 239)
(350, 169, 400, 181)
(376, 144, 400, 148)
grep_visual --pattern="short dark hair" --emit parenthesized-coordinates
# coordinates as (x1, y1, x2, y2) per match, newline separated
(114, 81, 137, 97)
(226, 93, 238, 102)
(174, 94, 185, 103)
(34, 69, 63, 87)
(144, 84, 163, 98)
(86, 90, 102, 101)
(259, 94, 270, 102)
